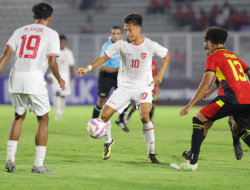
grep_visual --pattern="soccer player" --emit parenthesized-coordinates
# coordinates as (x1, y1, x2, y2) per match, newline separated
(0, 3, 65, 173)
(181, 40, 250, 161)
(125, 59, 160, 125)
(92, 26, 129, 132)
(48, 34, 76, 120)
(170, 26, 250, 171)
(77, 13, 171, 162)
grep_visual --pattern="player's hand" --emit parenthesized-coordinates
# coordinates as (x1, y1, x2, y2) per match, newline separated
(58, 79, 65, 90)
(201, 93, 210, 102)
(48, 78, 53, 84)
(76, 67, 89, 77)
(180, 105, 192, 116)
(151, 75, 162, 85)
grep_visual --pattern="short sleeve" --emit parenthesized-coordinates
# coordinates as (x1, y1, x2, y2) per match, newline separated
(47, 31, 60, 57)
(152, 41, 168, 59)
(205, 55, 217, 72)
(68, 50, 75, 66)
(6, 29, 19, 53)
(240, 60, 249, 73)
(104, 40, 122, 59)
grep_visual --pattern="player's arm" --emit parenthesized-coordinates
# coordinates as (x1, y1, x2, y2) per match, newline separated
(48, 55, 65, 90)
(245, 70, 250, 80)
(180, 71, 215, 116)
(151, 54, 171, 84)
(0, 46, 13, 73)
(99, 65, 118, 72)
(70, 65, 77, 87)
(76, 55, 110, 77)
(201, 79, 219, 101)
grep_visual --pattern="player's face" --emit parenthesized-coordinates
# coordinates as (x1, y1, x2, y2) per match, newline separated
(124, 23, 141, 42)
(60, 39, 67, 50)
(204, 42, 211, 56)
(110, 29, 122, 43)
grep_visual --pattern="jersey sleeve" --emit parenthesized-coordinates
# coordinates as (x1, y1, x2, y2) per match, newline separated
(47, 32, 60, 57)
(205, 55, 217, 72)
(152, 41, 168, 59)
(68, 50, 75, 66)
(104, 40, 121, 59)
(6, 29, 19, 53)
(239, 60, 250, 73)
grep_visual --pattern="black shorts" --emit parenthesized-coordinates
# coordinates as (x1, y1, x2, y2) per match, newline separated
(97, 71, 118, 98)
(200, 96, 250, 129)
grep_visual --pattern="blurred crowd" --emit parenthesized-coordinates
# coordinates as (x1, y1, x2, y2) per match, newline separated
(147, 0, 250, 32)
(71, 0, 110, 11)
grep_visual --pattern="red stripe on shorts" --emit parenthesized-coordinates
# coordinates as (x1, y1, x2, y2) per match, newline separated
(200, 102, 222, 119)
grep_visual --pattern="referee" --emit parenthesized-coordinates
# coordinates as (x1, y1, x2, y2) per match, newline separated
(92, 26, 129, 132)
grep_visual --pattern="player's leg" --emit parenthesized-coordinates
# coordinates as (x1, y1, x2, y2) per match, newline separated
(228, 116, 243, 160)
(125, 102, 136, 124)
(93, 96, 108, 118)
(53, 92, 63, 120)
(182, 120, 213, 160)
(27, 94, 54, 173)
(115, 105, 130, 132)
(5, 93, 27, 173)
(150, 102, 157, 125)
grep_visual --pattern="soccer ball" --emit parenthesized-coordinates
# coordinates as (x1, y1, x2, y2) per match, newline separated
(86, 118, 107, 139)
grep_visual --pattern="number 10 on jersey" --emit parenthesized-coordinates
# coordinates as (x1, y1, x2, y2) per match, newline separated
(19, 35, 41, 59)
(132, 59, 140, 68)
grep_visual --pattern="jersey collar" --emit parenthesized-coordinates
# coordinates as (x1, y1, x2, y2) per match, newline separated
(131, 37, 145, 46)
(214, 48, 226, 53)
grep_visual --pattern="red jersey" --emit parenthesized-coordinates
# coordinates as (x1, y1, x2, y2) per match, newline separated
(205, 49, 250, 104)
(152, 60, 159, 95)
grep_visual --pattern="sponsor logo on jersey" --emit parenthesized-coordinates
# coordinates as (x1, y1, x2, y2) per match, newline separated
(125, 53, 132, 56)
(141, 53, 147, 59)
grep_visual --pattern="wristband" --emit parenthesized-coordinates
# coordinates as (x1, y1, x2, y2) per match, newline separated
(87, 65, 92, 71)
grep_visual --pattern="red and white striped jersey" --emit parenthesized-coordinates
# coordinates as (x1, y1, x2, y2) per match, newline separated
(7, 23, 60, 94)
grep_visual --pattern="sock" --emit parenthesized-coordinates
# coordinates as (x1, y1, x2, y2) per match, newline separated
(231, 128, 240, 144)
(6, 140, 18, 162)
(61, 97, 66, 115)
(118, 106, 129, 121)
(237, 130, 250, 148)
(143, 121, 155, 155)
(190, 117, 205, 165)
(53, 96, 62, 116)
(149, 107, 155, 120)
(127, 105, 136, 119)
(93, 104, 102, 119)
(104, 120, 112, 143)
(34, 146, 46, 167)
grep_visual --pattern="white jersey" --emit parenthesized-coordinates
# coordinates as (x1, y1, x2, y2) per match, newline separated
(104, 37, 168, 89)
(7, 23, 60, 94)
(56, 47, 74, 82)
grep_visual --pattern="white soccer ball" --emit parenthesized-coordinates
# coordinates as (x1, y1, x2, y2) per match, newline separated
(86, 118, 107, 139)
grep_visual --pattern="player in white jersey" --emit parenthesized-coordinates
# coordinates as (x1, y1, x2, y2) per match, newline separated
(48, 35, 76, 120)
(0, 3, 65, 173)
(77, 13, 171, 162)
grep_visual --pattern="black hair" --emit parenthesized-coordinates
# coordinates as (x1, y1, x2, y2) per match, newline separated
(111, 26, 122, 33)
(59, 35, 67, 41)
(124, 13, 143, 27)
(32, 3, 53, 20)
(204, 26, 228, 45)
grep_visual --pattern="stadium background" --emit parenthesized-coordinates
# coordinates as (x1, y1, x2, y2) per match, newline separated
(0, 0, 250, 106)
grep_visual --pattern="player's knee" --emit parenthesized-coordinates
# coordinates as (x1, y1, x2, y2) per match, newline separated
(14, 112, 26, 121)
(38, 114, 49, 124)
(101, 112, 109, 122)
(97, 97, 106, 107)
(140, 112, 150, 124)
(231, 121, 243, 135)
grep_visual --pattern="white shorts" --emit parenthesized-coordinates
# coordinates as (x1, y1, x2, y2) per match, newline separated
(51, 78, 71, 96)
(106, 87, 153, 114)
(10, 93, 51, 116)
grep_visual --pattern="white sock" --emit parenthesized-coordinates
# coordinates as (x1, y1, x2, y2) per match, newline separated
(34, 146, 46, 167)
(53, 96, 62, 116)
(61, 97, 66, 115)
(6, 140, 18, 162)
(104, 120, 112, 143)
(143, 122, 155, 155)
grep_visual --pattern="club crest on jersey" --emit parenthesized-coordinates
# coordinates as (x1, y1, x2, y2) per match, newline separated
(141, 53, 147, 59)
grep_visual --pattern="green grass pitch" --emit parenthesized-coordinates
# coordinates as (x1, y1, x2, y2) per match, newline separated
(0, 105, 249, 190)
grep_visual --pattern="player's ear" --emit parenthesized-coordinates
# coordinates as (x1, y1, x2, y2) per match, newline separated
(33, 16, 36, 21)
